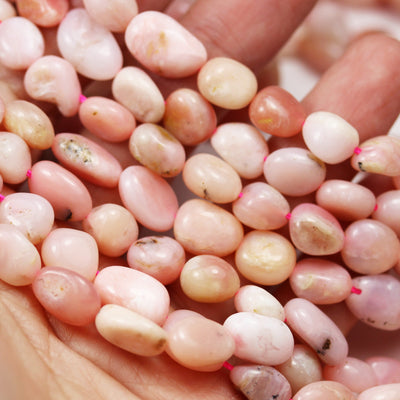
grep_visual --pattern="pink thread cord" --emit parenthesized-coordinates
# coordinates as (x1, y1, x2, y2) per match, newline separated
(351, 286, 362, 295)
(353, 147, 362, 155)
(79, 94, 87, 103)
(285, 213, 292, 220)
(26, 169, 32, 178)
(222, 361, 234, 371)
(0, 194, 4, 202)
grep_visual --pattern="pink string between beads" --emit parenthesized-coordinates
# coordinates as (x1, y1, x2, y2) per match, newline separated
(285, 213, 292, 220)
(374, 203, 378, 211)
(354, 147, 362, 155)
(238, 192, 243, 198)
(26, 169, 32, 178)
(0, 194, 4, 202)
(79, 94, 87, 103)
(222, 361, 234, 371)
(351, 286, 362, 295)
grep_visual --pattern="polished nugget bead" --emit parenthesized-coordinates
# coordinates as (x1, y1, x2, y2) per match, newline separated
(372, 190, 400, 236)
(358, 384, 400, 400)
(366, 356, 400, 384)
(16, 0, 68, 27)
(293, 381, 357, 400)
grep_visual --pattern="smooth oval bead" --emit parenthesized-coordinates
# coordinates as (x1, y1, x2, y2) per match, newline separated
(345, 274, 400, 330)
(366, 356, 400, 385)
(79, 96, 136, 143)
(112, 66, 165, 123)
(94, 266, 170, 325)
(119, 166, 178, 232)
(95, 304, 167, 356)
(15, 0, 68, 27)
(358, 384, 400, 400)
(211, 123, 269, 179)
(373, 190, 400, 236)
(182, 153, 242, 203)
(293, 381, 357, 400)
(28, 160, 92, 221)
(0, 223, 41, 286)
(264, 148, 326, 196)
(235, 230, 296, 285)
(224, 312, 294, 365)
(289, 203, 345, 256)
(341, 219, 400, 274)
(285, 298, 348, 365)
(125, 11, 207, 78)
(32, 266, 101, 326)
(129, 123, 185, 177)
(232, 182, 290, 230)
(57, 8, 123, 80)
(174, 199, 244, 257)
(0, 0, 17, 20)
(0, 192, 54, 244)
(302, 111, 359, 164)
(197, 57, 258, 110)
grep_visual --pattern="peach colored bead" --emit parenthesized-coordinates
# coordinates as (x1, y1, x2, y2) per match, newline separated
(174, 199, 244, 257)
(0, 0, 17, 20)
(79, 96, 136, 143)
(249, 85, 306, 137)
(182, 153, 242, 203)
(373, 190, 400, 236)
(358, 384, 400, 400)
(125, 11, 207, 78)
(127, 236, 185, 285)
(293, 381, 357, 400)
(129, 123, 185, 177)
(316, 179, 376, 221)
(163, 88, 217, 146)
(289, 203, 345, 256)
(210, 123, 269, 179)
(3, 100, 55, 149)
(15, 0, 68, 27)
(24, 55, 81, 117)
(82, 203, 139, 257)
(235, 230, 296, 286)
(366, 356, 400, 384)
(180, 255, 240, 303)
(0, 223, 41, 286)
(232, 182, 290, 230)
(119, 166, 178, 232)
(95, 304, 167, 357)
(28, 160, 92, 221)
(32, 266, 101, 326)
(112, 66, 165, 123)
(197, 57, 258, 110)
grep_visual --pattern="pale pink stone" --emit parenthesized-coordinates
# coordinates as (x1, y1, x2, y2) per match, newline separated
(285, 298, 349, 365)
(57, 8, 123, 80)
(264, 148, 326, 196)
(119, 166, 178, 232)
(232, 182, 290, 230)
(129, 123, 186, 177)
(0, 192, 54, 244)
(24, 55, 81, 117)
(32, 266, 101, 326)
(373, 190, 400, 236)
(0, 17, 44, 70)
(0, 223, 41, 286)
(182, 153, 242, 204)
(28, 160, 92, 221)
(302, 111, 359, 164)
(293, 381, 357, 400)
(15, 0, 68, 27)
(173, 199, 244, 257)
(211, 123, 269, 179)
(112, 66, 165, 123)
(125, 11, 207, 78)
(94, 266, 170, 325)
(0, 131, 31, 184)
(0, 0, 17, 20)
(366, 356, 400, 384)
(358, 384, 400, 400)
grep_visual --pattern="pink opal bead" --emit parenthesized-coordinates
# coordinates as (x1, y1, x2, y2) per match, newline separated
(341, 219, 400, 274)
(125, 11, 207, 78)
(358, 384, 400, 400)
(0, 17, 44, 70)
(232, 182, 290, 230)
(32, 266, 101, 326)
(15, 0, 68, 27)
(24, 55, 82, 117)
(373, 190, 400, 236)
(289, 203, 345, 256)
(94, 266, 170, 326)
(316, 179, 376, 221)
(0, 131, 32, 184)
(163, 88, 217, 146)
(127, 236, 185, 285)
(0, 192, 54, 244)
(263, 148, 326, 196)
(366, 356, 400, 384)
(112, 66, 165, 123)
(0, 223, 41, 286)
(78, 96, 136, 143)
(41, 228, 99, 281)
(182, 153, 242, 204)
(302, 111, 359, 164)
(0, 0, 17, 20)
(293, 381, 357, 400)
(174, 199, 244, 257)
(210, 123, 269, 179)
(223, 312, 294, 365)
(119, 166, 178, 232)
(345, 274, 400, 330)
(230, 365, 292, 400)
(129, 123, 186, 178)
(285, 298, 349, 365)
(57, 8, 123, 80)
(28, 160, 92, 221)
(235, 230, 296, 286)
